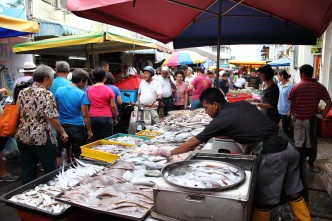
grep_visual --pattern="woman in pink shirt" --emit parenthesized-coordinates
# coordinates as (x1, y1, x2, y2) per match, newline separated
(173, 70, 188, 110)
(86, 68, 117, 141)
(188, 67, 211, 110)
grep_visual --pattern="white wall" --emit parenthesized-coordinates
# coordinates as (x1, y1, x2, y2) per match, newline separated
(290, 45, 314, 84)
(321, 22, 332, 95)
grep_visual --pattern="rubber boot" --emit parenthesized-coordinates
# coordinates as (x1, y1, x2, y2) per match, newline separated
(252, 207, 270, 221)
(288, 197, 311, 221)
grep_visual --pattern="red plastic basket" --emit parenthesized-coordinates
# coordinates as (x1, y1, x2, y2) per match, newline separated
(226, 93, 252, 103)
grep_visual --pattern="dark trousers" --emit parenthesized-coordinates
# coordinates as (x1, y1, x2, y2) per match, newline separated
(161, 96, 173, 116)
(173, 105, 184, 110)
(90, 117, 114, 141)
(57, 125, 87, 158)
(17, 138, 57, 184)
(280, 115, 291, 137)
(0, 136, 9, 151)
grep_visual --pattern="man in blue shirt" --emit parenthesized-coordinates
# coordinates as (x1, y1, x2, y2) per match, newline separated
(55, 69, 92, 165)
(50, 61, 71, 94)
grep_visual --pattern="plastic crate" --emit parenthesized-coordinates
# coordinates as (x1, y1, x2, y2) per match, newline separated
(135, 130, 164, 138)
(318, 119, 332, 138)
(226, 93, 252, 103)
(105, 133, 150, 141)
(80, 140, 134, 163)
(120, 90, 138, 103)
(115, 75, 142, 90)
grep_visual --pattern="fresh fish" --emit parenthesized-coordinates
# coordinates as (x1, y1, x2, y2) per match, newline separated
(147, 155, 166, 162)
(136, 161, 165, 170)
(131, 177, 156, 187)
(144, 170, 161, 177)
(123, 171, 134, 181)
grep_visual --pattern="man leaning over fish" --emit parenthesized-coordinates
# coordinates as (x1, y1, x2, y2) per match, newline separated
(156, 88, 311, 221)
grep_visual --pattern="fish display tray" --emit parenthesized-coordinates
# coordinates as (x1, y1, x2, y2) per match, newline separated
(104, 133, 150, 141)
(153, 154, 258, 221)
(135, 130, 164, 138)
(0, 169, 73, 218)
(161, 160, 246, 191)
(55, 194, 152, 221)
(80, 139, 134, 163)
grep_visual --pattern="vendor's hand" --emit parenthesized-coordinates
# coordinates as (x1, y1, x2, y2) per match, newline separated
(156, 149, 172, 158)
(60, 132, 69, 143)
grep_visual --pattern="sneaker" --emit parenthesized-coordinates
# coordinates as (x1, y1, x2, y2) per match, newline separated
(0, 173, 19, 182)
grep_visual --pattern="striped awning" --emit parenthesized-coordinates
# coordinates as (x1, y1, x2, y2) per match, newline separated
(34, 21, 85, 37)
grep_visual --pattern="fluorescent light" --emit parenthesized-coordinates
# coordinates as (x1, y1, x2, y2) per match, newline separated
(69, 56, 87, 60)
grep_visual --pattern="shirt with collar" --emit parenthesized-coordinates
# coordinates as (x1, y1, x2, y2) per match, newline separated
(138, 79, 162, 105)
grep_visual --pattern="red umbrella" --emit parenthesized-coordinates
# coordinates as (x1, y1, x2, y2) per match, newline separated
(67, 0, 332, 87)
(67, 0, 332, 46)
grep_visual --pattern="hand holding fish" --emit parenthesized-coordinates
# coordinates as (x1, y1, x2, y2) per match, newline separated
(156, 149, 172, 158)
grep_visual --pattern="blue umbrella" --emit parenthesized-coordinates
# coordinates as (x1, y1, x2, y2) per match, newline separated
(268, 58, 290, 67)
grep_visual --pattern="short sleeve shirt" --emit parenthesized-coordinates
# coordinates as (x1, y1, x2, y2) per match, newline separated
(191, 74, 212, 100)
(261, 83, 280, 123)
(15, 83, 58, 145)
(49, 77, 71, 94)
(86, 85, 115, 117)
(195, 101, 278, 144)
(174, 82, 188, 106)
(55, 85, 90, 126)
(247, 76, 261, 89)
(288, 79, 331, 120)
(138, 80, 162, 105)
(277, 81, 293, 115)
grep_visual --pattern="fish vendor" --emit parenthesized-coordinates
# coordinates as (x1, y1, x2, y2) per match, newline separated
(156, 88, 310, 221)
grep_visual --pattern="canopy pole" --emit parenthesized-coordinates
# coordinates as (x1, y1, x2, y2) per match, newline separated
(91, 43, 96, 68)
(215, 0, 222, 88)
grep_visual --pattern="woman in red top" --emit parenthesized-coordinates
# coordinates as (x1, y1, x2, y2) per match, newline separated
(86, 68, 117, 141)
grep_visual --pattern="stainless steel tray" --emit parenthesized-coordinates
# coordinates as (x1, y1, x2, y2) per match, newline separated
(55, 197, 152, 221)
(161, 160, 246, 191)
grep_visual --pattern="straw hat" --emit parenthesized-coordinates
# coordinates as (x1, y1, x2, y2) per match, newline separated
(19, 62, 37, 73)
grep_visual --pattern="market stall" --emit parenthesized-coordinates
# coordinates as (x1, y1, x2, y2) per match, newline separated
(1, 109, 256, 221)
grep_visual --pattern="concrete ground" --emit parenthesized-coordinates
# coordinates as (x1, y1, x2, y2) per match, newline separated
(0, 138, 332, 221)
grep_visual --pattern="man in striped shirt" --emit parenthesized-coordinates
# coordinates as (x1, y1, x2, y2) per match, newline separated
(288, 64, 331, 170)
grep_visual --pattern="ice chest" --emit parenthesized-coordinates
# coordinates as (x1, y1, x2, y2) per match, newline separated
(318, 118, 332, 138)
(153, 154, 257, 221)
(120, 90, 138, 103)
(80, 140, 134, 163)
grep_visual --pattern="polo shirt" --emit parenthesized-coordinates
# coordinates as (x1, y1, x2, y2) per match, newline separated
(288, 79, 331, 120)
(195, 101, 278, 144)
(138, 79, 162, 105)
(278, 81, 293, 115)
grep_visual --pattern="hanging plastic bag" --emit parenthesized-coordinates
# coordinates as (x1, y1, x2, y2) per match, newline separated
(3, 138, 20, 160)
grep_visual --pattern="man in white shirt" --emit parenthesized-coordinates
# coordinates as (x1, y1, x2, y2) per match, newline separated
(155, 66, 176, 115)
(137, 66, 162, 124)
